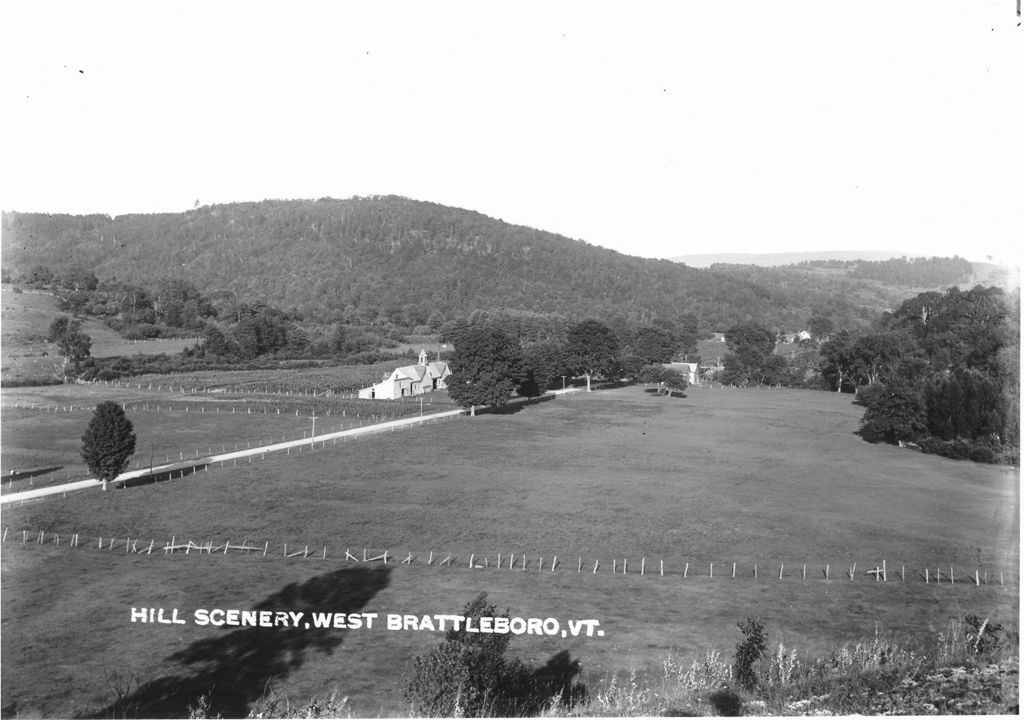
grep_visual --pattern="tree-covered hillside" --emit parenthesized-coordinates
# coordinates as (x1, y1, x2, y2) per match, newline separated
(2, 197, 972, 334)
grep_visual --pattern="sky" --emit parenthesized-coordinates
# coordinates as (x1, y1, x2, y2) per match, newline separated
(1, 1, 1021, 266)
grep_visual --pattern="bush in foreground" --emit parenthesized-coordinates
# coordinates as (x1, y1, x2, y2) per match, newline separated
(404, 593, 584, 717)
(545, 614, 1017, 717)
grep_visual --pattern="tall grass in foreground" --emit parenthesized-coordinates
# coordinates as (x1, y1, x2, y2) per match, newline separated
(544, 614, 1017, 717)
(180, 613, 1017, 718)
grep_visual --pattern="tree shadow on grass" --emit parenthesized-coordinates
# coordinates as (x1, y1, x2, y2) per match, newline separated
(480, 393, 558, 416)
(120, 464, 207, 489)
(642, 388, 688, 399)
(3, 465, 64, 483)
(89, 565, 391, 719)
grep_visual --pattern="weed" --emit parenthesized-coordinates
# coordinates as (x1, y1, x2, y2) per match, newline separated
(734, 618, 767, 690)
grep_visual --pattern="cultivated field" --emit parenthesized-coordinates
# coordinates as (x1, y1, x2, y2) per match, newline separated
(0, 385, 1018, 717)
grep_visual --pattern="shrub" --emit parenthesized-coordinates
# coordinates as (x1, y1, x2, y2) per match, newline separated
(856, 380, 927, 445)
(917, 436, 1004, 464)
(734, 618, 768, 690)
(404, 594, 582, 717)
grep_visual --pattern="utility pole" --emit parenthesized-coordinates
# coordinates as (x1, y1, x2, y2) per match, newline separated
(310, 414, 318, 449)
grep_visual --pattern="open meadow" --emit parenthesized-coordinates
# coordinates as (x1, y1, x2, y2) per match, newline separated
(1, 384, 1018, 717)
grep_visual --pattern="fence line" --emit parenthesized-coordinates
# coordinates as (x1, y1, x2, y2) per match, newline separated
(2, 527, 1013, 588)
(1, 406, 470, 504)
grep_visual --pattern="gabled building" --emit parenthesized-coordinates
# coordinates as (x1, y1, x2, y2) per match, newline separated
(664, 361, 700, 385)
(358, 349, 451, 400)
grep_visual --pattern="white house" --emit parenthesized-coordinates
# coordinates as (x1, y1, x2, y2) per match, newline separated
(663, 361, 700, 385)
(358, 349, 451, 400)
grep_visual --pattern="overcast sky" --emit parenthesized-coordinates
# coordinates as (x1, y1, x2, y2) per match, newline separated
(2, 1, 1021, 266)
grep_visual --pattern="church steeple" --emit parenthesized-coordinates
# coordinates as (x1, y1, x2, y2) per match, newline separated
(418, 348, 428, 366)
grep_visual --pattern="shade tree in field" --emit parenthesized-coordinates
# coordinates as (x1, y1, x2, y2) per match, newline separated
(566, 320, 621, 392)
(446, 325, 525, 408)
(82, 401, 137, 491)
(517, 340, 572, 397)
(48, 315, 92, 381)
(635, 364, 688, 394)
(720, 321, 778, 385)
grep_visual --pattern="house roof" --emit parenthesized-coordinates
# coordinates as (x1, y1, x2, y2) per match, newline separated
(391, 361, 450, 383)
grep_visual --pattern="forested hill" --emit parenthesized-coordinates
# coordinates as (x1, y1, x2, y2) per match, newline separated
(0, 196, 973, 330)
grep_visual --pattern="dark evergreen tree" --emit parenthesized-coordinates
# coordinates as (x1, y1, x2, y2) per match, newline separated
(82, 401, 137, 491)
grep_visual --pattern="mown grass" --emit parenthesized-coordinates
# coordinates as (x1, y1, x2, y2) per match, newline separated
(0, 385, 1018, 717)
(1, 384, 454, 490)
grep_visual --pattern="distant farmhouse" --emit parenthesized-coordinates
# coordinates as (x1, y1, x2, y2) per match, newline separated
(358, 349, 451, 400)
(664, 361, 700, 385)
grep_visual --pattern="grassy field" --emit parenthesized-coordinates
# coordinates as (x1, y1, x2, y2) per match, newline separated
(124, 362, 413, 395)
(1, 383, 452, 491)
(1, 385, 1018, 717)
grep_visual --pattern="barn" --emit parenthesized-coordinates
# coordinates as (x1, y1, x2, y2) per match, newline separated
(358, 349, 451, 400)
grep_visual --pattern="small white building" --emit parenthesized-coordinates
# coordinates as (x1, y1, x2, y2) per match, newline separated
(664, 361, 700, 385)
(358, 349, 451, 400)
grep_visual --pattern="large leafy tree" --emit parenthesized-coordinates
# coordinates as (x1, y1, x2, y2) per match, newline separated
(566, 320, 621, 392)
(446, 325, 524, 408)
(818, 329, 857, 392)
(48, 315, 92, 381)
(82, 401, 137, 491)
(856, 380, 927, 445)
(849, 331, 918, 386)
(517, 340, 570, 397)
(721, 321, 777, 385)
(634, 325, 678, 364)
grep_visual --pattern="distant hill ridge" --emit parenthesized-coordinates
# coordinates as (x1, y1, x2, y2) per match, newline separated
(0, 196, 979, 332)
(672, 250, 920, 268)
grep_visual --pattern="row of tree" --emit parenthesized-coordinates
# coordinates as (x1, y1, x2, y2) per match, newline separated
(816, 286, 1018, 462)
(444, 318, 692, 408)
